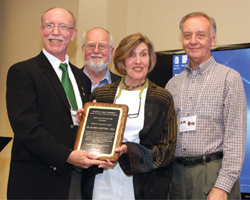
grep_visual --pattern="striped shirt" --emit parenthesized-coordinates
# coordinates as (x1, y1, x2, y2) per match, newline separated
(165, 56, 247, 193)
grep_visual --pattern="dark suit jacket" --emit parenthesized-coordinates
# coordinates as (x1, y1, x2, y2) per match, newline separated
(6, 52, 91, 199)
(82, 66, 121, 86)
(109, 69, 120, 82)
(81, 80, 177, 199)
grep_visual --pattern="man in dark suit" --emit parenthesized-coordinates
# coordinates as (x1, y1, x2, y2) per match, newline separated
(6, 7, 109, 199)
(81, 27, 120, 92)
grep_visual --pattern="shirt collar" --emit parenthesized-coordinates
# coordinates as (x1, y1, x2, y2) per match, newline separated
(43, 48, 69, 71)
(83, 67, 112, 84)
(185, 56, 215, 75)
(102, 68, 112, 83)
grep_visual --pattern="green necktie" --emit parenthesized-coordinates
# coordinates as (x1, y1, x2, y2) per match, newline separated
(60, 63, 82, 173)
(59, 63, 78, 111)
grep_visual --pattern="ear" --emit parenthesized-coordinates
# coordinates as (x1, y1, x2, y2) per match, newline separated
(70, 28, 77, 41)
(211, 32, 217, 47)
(110, 46, 114, 55)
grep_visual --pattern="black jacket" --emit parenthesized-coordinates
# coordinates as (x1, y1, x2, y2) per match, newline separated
(81, 80, 177, 199)
(6, 52, 91, 199)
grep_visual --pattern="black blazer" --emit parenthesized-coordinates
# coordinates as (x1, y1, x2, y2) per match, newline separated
(81, 80, 177, 199)
(6, 52, 91, 199)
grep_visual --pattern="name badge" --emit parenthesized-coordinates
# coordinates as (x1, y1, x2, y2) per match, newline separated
(71, 110, 79, 126)
(180, 116, 197, 132)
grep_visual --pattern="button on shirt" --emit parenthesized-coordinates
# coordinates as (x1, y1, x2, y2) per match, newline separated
(83, 67, 112, 92)
(165, 56, 247, 193)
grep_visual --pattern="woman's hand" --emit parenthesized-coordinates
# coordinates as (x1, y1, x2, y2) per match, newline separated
(115, 144, 127, 157)
(99, 144, 128, 169)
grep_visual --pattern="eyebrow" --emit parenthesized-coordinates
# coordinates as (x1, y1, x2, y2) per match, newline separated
(87, 41, 107, 44)
(140, 49, 148, 52)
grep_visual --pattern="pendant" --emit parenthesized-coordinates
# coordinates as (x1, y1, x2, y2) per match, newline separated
(125, 86, 135, 91)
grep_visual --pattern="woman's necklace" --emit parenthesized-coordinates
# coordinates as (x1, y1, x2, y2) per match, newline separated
(115, 77, 148, 102)
(123, 78, 146, 91)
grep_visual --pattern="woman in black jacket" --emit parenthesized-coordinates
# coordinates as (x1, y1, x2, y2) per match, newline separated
(80, 33, 177, 200)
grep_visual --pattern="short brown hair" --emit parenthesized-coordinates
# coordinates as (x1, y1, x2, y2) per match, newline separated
(114, 33, 156, 75)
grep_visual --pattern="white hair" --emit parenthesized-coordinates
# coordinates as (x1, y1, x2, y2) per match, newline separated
(81, 27, 113, 47)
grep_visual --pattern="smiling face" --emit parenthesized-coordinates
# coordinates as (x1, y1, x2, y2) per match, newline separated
(124, 42, 149, 86)
(40, 8, 77, 61)
(182, 16, 216, 69)
(82, 28, 114, 73)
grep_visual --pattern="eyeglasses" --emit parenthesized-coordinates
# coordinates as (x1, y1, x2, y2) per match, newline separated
(42, 23, 75, 33)
(83, 43, 111, 51)
(127, 97, 141, 118)
(113, 96, 141, 119)
(114, 77, 147, 119)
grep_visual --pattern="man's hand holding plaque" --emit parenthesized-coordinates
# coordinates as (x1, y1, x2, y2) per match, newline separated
(74, 102, 128, 163)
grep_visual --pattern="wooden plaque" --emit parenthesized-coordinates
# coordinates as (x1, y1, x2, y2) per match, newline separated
(74, 102, 128, 162)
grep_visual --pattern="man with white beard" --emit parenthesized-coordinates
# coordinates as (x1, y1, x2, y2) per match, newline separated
(81, 27, 120, 92)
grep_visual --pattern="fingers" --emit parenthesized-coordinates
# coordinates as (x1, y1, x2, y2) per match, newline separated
(115, 144, 127, 154)
(84, 158, 116, 169)
(92, 99, 97, 103)
(81, 158, 107, 169)
(76, 108, 84, 115)
(115, 147, 123, 152)
(68, 150, 117, 169)
(106, 159, 114, 166)
(98, 159, 115, 168)
(84, 151, 100, 160)
(76, 108, 84, 123)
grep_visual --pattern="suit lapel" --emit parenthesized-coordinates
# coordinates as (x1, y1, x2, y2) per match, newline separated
(36, 52, 71, 110)
(71, 63, 90, 107)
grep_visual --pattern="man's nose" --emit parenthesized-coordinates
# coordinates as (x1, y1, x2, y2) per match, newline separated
(190, 34, 198, 44)
(52, 26, 60, 35)
(93, 44, 101, 52)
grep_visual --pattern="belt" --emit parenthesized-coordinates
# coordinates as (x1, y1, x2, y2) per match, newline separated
(175, 152, 223, 166)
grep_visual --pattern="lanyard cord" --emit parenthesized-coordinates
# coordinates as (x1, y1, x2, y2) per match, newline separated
(115, 76, 148, 101)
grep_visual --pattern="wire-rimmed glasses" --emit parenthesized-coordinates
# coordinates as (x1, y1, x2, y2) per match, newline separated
(42, 23, 75, 33)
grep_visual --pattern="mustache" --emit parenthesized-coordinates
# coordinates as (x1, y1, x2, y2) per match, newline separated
(90, 53, 103, 58)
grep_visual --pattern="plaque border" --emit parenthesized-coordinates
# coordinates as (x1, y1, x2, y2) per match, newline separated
(74, 102, 128, 162)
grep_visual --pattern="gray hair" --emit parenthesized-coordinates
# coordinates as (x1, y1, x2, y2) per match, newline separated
(179, 12, 216, 36)
(81, 27, 113, 47)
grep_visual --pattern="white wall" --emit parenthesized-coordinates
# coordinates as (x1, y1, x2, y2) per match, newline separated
(75, 0, 250, 69)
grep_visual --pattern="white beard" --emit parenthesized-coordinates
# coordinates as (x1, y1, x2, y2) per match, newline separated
(85, 59, 108, 73)
(83, 52, 111, 73)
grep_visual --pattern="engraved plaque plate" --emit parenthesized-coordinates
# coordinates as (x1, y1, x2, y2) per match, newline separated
(74, 102, 128, 162)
